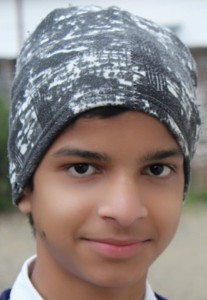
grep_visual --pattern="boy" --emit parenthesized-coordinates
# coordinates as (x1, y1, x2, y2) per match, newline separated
(1, 6, 201, 300)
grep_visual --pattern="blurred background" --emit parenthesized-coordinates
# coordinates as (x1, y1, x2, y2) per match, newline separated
(0, 0, 207, 299)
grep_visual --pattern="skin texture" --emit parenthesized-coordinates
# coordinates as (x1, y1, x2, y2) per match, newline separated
(19, 111, 184, 300)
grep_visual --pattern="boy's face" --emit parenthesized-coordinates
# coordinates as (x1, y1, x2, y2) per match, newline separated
(20, 111, 184, 289)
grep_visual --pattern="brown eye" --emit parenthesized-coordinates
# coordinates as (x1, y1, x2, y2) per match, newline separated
(68, 164, 96, 177)
(145, 164, 172, 177)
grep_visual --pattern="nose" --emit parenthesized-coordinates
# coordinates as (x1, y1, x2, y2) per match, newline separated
(97, 176, 148, 228)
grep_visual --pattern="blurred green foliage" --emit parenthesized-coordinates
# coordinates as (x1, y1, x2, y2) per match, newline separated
(187, 189, 207, 204)
(0, 95, 12, 211)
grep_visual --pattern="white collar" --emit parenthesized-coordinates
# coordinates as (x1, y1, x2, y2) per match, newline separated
(144, 282, 158, 300)
(10, 256, 43, 300)
(10, 256, 157, 300)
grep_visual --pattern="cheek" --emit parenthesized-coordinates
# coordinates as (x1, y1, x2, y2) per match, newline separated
(30, 180, 95, 238)
(147, 174, 184, 218)
(144, 178, 183, 252)
(152, 199, 182, 253)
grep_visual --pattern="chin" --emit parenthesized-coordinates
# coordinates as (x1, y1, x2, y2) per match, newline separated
(82, 270, 146, 289)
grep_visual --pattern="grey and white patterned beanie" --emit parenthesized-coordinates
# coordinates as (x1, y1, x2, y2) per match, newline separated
(8, 6, 201, 204)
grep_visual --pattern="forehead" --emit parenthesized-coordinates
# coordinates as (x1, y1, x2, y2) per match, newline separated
(48, 111, 180, 155)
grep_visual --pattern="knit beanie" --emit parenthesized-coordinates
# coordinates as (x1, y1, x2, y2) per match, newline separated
(8, 6, 201, 204)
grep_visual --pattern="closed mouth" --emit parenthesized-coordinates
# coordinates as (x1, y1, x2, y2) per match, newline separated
(81, 237, 150, 258)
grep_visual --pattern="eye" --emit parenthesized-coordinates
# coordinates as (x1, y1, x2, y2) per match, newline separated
(67, 163, 97, 177)
(144, 164, 172, 178)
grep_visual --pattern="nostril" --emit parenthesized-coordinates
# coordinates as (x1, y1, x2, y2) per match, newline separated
(97, 201, 148, 228)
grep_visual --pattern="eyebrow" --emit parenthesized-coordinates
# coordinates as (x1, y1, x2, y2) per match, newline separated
(141, 149, 183, 163)
(53, 147, 183, 163)
(53, 147, 111, 162)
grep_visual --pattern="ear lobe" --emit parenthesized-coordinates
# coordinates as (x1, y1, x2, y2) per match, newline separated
(18, 187, 32, 213)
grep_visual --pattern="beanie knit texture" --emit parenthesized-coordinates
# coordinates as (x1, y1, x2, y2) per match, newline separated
(8, 6, 201, 204)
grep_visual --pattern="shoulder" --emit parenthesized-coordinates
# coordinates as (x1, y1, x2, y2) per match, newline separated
(155, 293, 168, 300)
(0, 289, 11, 300)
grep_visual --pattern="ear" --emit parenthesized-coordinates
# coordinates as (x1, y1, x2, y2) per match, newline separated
(18, 187, 32, 214)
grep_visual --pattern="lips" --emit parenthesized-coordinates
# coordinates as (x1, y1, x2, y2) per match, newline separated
(82, 238, 149, 259)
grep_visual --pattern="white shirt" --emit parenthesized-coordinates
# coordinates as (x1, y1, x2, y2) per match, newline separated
(10, 256, 157, 300)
